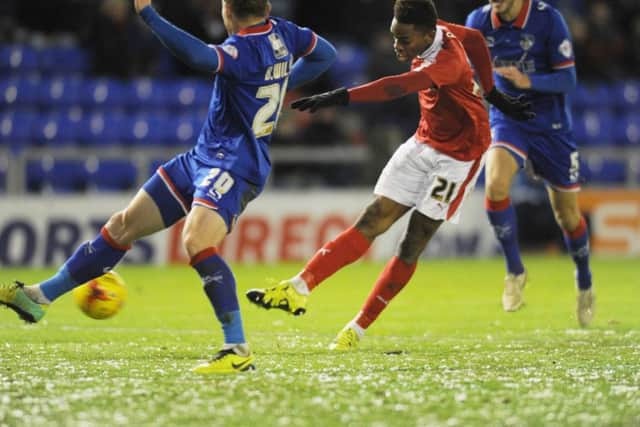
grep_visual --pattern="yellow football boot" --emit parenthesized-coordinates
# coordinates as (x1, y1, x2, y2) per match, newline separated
(0, 281, 47, 323)
(192, 348, 255, 374)
(246, 280, 307, 316)
(329, 327, 360, 351)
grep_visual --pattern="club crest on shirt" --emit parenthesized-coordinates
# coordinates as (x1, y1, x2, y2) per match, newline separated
(485, 36, 495, 48)
(222, 44, 238, 59)
(558, 39, 573, 58)
(520, 34, 535, 51)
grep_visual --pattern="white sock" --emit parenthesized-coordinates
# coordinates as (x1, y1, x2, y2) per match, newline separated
(290, 274, 310, 296)
(347, 320, 365, 338)
(24, 285, 51, 305)
(223, 343, 250, 357)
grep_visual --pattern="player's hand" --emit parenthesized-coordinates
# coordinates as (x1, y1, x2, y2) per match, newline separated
(134, 0, 152, 14)
(485, 87, 535, 121)
(494, 66, 531, 89)
(290, 87, 349, 113)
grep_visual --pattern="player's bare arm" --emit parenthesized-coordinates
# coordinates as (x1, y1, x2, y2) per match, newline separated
(494, 65, 532, 89)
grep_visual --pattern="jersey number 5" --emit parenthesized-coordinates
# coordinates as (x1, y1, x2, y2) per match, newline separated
(253, 81, 288, 138)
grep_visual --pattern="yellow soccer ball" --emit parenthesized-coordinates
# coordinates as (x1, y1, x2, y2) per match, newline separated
(72, 271, 128, 319)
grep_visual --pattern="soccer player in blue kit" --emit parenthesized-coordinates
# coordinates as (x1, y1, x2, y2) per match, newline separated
(466, 0, 595, 326)
(0, 0, 336, 373)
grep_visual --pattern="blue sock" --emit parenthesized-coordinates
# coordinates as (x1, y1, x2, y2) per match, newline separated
(563, 217, 592, 290)
(191, 248, 246, 345)
(40, 228, 130, 302)
(486, 197, 525, 275)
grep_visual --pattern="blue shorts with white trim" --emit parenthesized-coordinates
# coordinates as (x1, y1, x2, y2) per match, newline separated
(142, 149, 263, 231)
(491, 125, 581, 191)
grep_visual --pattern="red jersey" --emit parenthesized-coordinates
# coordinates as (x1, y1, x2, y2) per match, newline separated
(348, 21, 493, 161)
(411, 24, 490, 161)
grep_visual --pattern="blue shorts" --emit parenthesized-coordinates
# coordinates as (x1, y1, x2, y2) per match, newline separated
(142, 150, 263, 231)
(491, 125, 581, 191)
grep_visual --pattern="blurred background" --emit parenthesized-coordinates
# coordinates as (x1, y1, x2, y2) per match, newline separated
(0, 0, 638, 266)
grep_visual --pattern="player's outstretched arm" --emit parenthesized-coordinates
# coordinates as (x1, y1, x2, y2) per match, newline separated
(291, 70, 433, 113)
(288, 36, 337, 90)
(135, 3, 219, 74)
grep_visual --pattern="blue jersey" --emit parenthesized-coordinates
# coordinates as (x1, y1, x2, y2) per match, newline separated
(466, 0, 575, 134)
(196, 17, 316, 185)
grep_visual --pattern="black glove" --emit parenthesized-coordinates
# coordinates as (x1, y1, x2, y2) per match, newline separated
(485, 87, 535, 121)
(290, 87, 349, 113)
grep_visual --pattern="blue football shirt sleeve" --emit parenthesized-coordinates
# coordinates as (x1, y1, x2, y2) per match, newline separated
(288, 35, 336, 90)
(548, 9, 575, 70)
(210, 42, 247, 80)
(465, 9, 481, 30)
(528, 9, 577, 94)
(284, 21, 318, 59)
(139, 6, 219, 74)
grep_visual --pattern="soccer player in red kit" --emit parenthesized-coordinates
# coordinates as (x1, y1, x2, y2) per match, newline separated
(247, 0, 532, 349)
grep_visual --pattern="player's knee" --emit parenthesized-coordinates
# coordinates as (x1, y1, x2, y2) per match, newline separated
(356, 208, 389, 239)
(182, 227, 212, 258)
(398, 215, 439, 263)
(484, 178, 510, 201)
(104, 211, 134, 246)
(554, 206, 581, 231)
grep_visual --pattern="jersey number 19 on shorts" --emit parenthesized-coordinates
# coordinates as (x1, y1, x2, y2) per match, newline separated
(253, 80, 288, 138)
(200, 168, 234, 200)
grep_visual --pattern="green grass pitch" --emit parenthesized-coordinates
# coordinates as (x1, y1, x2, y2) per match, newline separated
(1, 256, 639, 427)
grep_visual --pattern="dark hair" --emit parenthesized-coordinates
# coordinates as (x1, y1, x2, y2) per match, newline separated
(393, 0, 438, 31)
(225, 0, 269, 19)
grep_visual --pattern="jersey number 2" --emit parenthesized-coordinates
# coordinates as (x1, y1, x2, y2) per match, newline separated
(253, 81, 288, 138)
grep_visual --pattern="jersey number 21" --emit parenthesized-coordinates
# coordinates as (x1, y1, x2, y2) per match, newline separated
(253, 81, 288, 138)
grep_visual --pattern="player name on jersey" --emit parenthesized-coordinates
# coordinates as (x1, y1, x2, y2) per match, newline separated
(265, 58, 293, 81)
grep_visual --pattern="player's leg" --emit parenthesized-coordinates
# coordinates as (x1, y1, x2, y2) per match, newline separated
(331, 146, 484, 350)
(0, 156, 192, 323)
(529, 131, 593, 325)
(547, 187, 594, 326)
(246, 196, 410, 315)
(187, 169, 261, 374)
(485, 146, 527, 311)
(298, 195, 411, 291)
(182, 206, 254, 373)
(0, 189, 165, 323)
(246, 137, 421, 314)
(331, 210, 442, 350)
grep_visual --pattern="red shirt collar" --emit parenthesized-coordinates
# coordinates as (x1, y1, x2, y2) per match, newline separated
(491, 0, 532, 30)
(237, 20, 273, 36)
